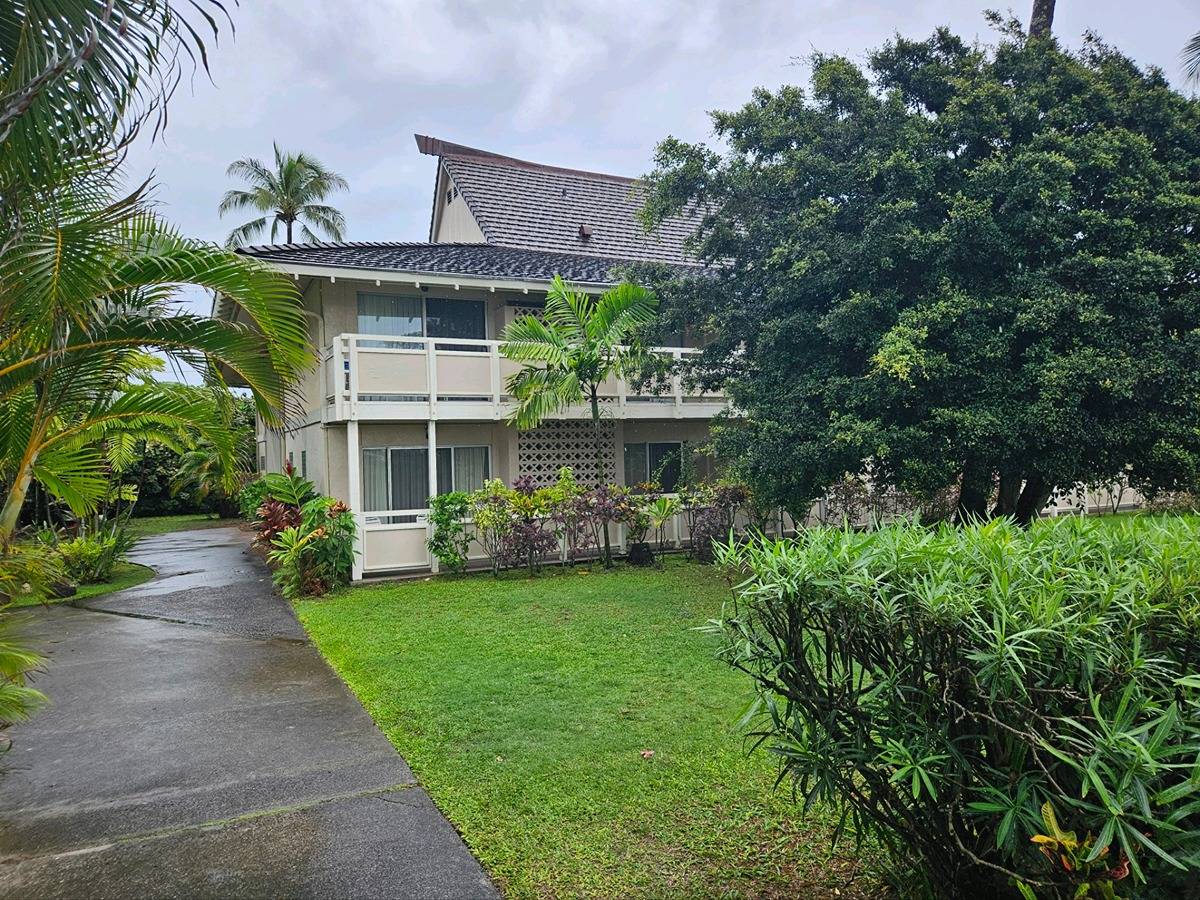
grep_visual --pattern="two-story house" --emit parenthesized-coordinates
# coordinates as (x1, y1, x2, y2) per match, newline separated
(216, 135, 725, 578)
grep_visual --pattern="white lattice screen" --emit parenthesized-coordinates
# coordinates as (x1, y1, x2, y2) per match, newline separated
(518, 420, 616, 488)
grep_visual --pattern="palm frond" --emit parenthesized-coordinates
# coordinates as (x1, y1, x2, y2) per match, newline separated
(1184, 31, 1200, 83)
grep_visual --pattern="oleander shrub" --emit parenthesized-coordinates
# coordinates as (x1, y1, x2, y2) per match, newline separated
(713, 517, 1200, 899)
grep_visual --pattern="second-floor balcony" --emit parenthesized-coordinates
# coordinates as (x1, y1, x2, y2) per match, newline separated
(322, 333, 727, 422)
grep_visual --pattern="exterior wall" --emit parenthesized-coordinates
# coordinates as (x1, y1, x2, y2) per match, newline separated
(430, 164, 486, 243)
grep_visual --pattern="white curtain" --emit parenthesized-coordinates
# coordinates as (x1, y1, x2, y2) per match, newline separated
(362, 449, 389, 511)
(453, 447, 489, 493)
(357, 293, 422, 346)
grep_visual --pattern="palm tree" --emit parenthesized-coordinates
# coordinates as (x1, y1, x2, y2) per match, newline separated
(501, 276, 658, 565)
(0, 169, 315, 547)
(1184, 31, 1200, 84)
(220, 144, 349, 247)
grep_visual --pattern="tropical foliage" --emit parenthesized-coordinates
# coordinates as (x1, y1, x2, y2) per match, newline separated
(713, 517, 1200, 898)
(642, 20, 1200, 525)
(267, 496, 355, 600)
(501, 275, 658, 564)
(220, 143, 349, 247)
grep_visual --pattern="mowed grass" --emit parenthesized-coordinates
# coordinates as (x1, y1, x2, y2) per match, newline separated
(128, 512, 234, 536)
(7, 560, 155, 608)
(297, 559, 887, 899)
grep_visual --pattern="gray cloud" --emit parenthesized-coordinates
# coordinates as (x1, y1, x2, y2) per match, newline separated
(126, 0, 1197, 318)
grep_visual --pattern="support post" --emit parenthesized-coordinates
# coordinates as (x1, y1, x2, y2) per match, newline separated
(427, 419, 439, 574)
(347, 419, 363, 581)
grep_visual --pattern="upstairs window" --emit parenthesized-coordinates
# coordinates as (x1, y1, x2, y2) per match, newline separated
(357, 292, 486, 350)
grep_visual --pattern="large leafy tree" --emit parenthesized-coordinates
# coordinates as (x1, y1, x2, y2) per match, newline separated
(220, 144, 349, 246)
(502, 275, 657, 564)
(642, 18, 1200, 524)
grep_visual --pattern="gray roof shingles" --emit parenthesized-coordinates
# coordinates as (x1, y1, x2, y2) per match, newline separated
(236, 241, 639, 285)
(419, 136, 698, 266)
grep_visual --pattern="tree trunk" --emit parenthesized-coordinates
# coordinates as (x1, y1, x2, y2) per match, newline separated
(992, 472, 1022, 518)
(589, 386, 613, 567)
(0, 460, 35, 549)
(285, 218, 293, 244)
(955, 463, 991, 523)
(1013, 473, 1053, 526)
(1029, 0, 1055, 37)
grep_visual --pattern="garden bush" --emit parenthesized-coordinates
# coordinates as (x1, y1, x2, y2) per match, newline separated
(427, 491, 472, 573)
(54, 526, 138, 584)
(237, 475, 272, 520)
(268, 496, 355, 599)
(713, 517, 1200, 899)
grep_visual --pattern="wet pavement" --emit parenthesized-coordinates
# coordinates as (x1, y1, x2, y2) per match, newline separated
(0, 527, 497, 899)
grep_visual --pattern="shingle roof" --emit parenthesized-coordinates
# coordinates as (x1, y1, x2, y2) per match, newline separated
(236, 241, 642, 285)
(416, 135, 697, 265)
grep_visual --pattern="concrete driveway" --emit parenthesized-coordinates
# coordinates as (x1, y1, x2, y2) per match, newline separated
(0, 527, 497, 899)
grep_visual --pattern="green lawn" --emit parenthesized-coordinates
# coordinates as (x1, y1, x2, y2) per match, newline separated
(297, 560, 886, 899)
(129, 512, 236, 537)
(8, 561, 155, 608)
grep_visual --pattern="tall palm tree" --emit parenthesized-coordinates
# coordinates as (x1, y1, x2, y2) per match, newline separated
(502, 276, 658, 565)
(220, 144, 349, 247)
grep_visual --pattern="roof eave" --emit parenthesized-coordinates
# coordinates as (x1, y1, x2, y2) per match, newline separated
(234, 257, 615, 293)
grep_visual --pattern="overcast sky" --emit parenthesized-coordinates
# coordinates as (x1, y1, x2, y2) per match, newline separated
(129, 0, 1197, 317)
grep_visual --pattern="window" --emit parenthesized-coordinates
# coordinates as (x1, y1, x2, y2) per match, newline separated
(362, 445, 491, 523)
(300, 450, 307, 479)
(624, 441, 684, 492)
(425, 297, 486, 349)
(357, 293, 423, 347)
(357, 292, 486, 350)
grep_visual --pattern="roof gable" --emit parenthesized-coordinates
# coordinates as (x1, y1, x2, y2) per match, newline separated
(416, 135, 696, 266)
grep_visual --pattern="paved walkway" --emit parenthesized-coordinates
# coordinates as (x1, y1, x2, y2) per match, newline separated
(0, 527, 497, 899)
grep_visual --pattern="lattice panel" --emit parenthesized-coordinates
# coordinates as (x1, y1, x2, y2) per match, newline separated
(518, 420, 616, 488)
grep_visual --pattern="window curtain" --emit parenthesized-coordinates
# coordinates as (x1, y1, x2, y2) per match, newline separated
(436, 447, 454, 495)
(453, 447, 490, 493)
(357, 293, 423, 346)
(389, 448, 429, 510)
(624, 443, 648, 486)
(362, 448, 389, 512)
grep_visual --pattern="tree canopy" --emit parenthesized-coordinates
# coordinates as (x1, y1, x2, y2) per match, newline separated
(642, 19, 1200, 523)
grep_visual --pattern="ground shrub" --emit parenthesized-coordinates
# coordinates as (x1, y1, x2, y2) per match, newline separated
(714, 517, 1200, 899)
(237, 476, 271, 520)
(426, 491, 471, 572)
(268, 496, 356, 599)
(53, 526, 137, 584)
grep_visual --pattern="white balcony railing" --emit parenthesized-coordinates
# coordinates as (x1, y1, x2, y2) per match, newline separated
(323, 333, 726, 422)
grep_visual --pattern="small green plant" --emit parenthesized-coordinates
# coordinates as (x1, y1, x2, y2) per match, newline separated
(237, 476, 271, 520)
(427, 492, 471, 573)
(261, 468, 316, 508)
(53, 524, 137, 585)
(647, 495, 680, 563)
(267, 496, 356, 599)
(714, 517, 1200, 898)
